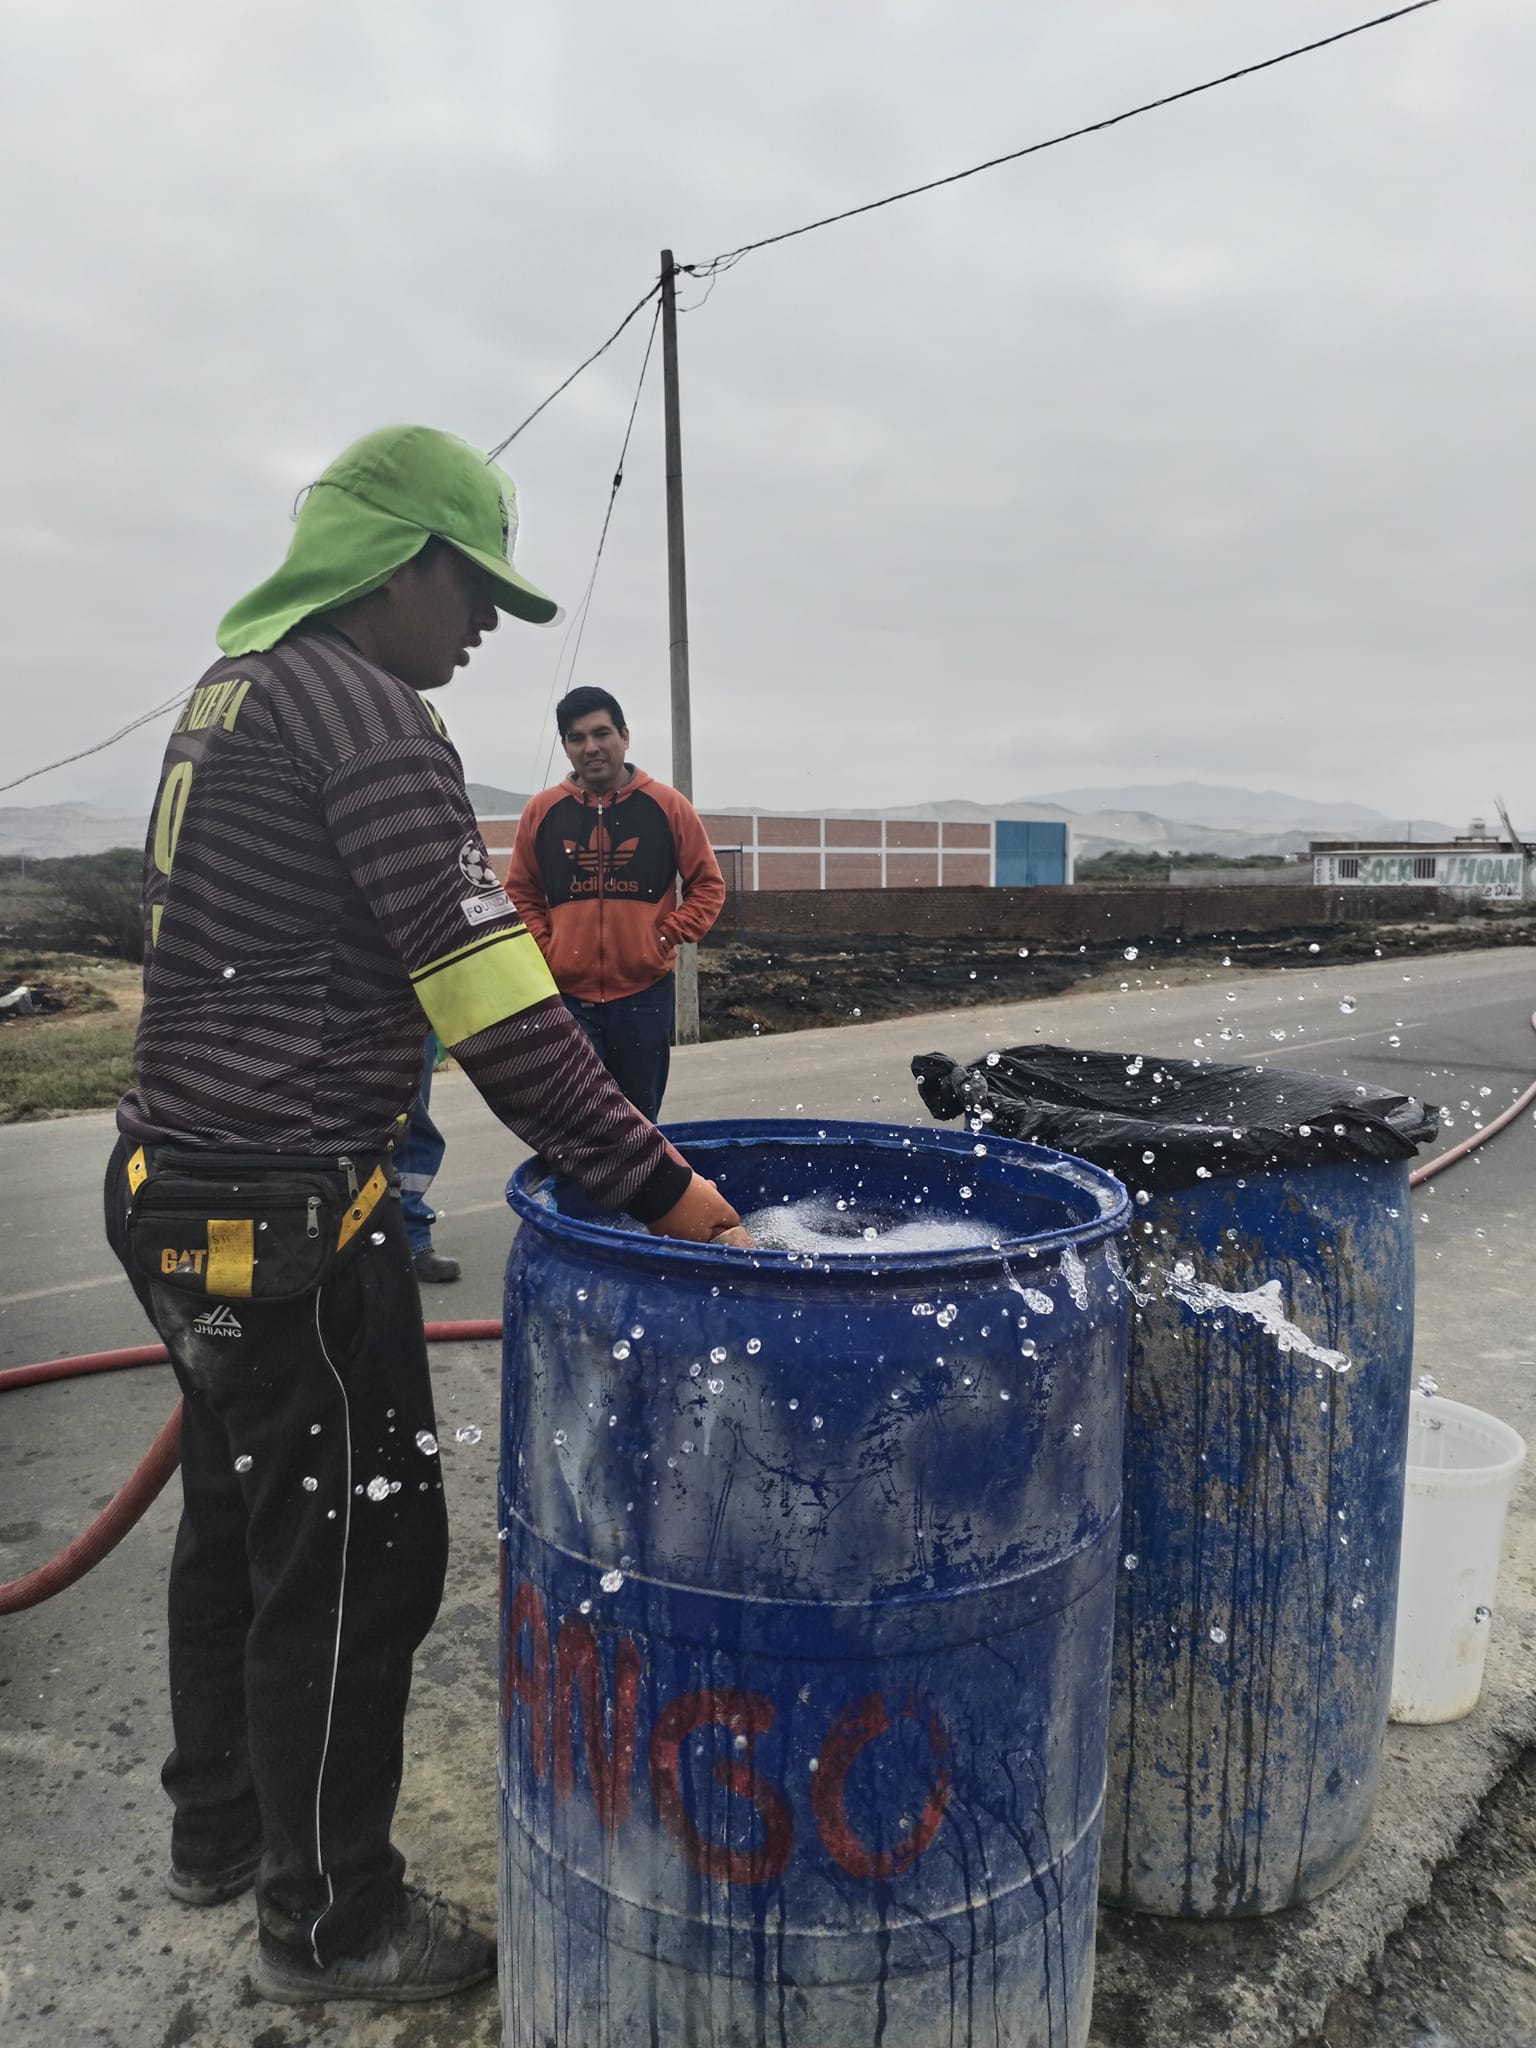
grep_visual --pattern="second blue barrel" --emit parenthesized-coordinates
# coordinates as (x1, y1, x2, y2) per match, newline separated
(1103, 1159, 1416, 1916)
(498, 1118, 1130, 2048)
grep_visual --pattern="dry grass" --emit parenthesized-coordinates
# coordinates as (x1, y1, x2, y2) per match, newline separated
(0, 955, 141, 1122)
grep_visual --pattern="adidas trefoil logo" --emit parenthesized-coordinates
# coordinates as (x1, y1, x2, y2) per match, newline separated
(192, 1304, 244, 1339)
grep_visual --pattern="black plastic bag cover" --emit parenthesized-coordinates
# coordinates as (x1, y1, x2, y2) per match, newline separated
(912, 1046, 1439, 1191)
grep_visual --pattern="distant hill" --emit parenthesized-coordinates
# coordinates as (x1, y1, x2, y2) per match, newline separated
(1033, 782, 1452, 836)
(0, 802, 148, 858)
(466, 782, 533, 815)
(3, 781, 1464, 863)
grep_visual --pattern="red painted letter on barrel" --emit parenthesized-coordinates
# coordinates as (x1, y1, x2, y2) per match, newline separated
(553, 1617, 641, 1835)
(811, 1693, 952, 1881)
(504, 1578, 551, 1780)
(648, 1689, 793, 1886)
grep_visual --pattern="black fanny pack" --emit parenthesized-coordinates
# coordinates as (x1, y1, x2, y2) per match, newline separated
(124, 1146, 390, 1304)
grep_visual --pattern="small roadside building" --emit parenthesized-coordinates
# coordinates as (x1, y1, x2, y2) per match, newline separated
(1311, 822, 1532, 901)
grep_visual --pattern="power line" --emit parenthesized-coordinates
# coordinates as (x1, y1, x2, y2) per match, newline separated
(486, 279, 662, 462)
(0, 690, 189, 798)
(680, 0, 1442, 278)
(527, 295, 664, 790)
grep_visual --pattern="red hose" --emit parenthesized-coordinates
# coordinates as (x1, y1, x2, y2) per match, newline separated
(0, 1404, 184, 1616)
(6, 1021, 1534, 1619)
(0, 1318, 506, 1616)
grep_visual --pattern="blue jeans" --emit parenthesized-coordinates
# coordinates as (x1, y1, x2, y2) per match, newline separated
(397, 1037, 445, 1253)
(562, 974, 675, 1122)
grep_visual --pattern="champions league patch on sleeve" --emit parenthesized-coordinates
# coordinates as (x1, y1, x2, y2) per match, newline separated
(456, 836, 516, 927)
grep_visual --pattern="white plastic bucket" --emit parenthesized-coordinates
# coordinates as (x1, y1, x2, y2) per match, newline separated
(1390, 1390, 1527, 1724)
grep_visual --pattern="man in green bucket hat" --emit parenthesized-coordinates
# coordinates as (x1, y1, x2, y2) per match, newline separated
(105, 425, 749, 2007)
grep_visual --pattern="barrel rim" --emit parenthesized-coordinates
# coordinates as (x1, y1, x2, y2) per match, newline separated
(507, 1116, 1130, 1276)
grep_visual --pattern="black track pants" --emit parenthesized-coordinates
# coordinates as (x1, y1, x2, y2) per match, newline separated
(105, 1137, 449, 1963)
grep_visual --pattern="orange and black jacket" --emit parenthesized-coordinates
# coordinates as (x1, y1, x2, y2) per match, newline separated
(506, 768, 726, 1004)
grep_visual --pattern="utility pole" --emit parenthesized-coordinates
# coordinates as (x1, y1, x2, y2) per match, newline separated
(660, 247, 700, 1046)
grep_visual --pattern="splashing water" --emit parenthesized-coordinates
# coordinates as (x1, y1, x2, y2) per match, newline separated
(1165, 1262, 1351, 1373)
(1060, 1245, 1089, 1311)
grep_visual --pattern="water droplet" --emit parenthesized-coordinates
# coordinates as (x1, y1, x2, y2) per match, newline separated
(863, 1225, 878, 1240)
(709, 1346, 727, 1365)
(1388, 1035, 1401, 1048)
(302, 1475, 318, 1493)
(552, 1428, 567, 1447)
(234, 1454, 253, 1473)
(1123, 1553, 1139, 1572)
(1071, 1422, 1083, 1438)
(811, 1414, 824, 1430)
(958, 1185, 974, 1201)
(689, 1362, 702, 1378)
(415, 1431, 439, 1456)
(629, 1324, 645, 1340)
(455, 1424, 482, 1445)
(600, 1568, 625, 1594)
(1475, 1605, 1492, 1624)
(1209, 1626, 1227, 1646)
(1124, 946, 1139, 961)
(611, 1340, 631, 1361)
(1195, 1166, 1212, 1180)
(576, 1287, 588, 1302)
(1019, 1338, 1038, 1357)
(1142, 1150, 1156, 1164)
(707, 1377, 724, 1395)
(1308, 942, 1320, 954)
(366, 1475, 390, 1502)
(1017, 947, 1030, 958)
(1338, 997, 1357, 1014)
(1270, 1028, 1287, 1042)
(852, 1007, 861, 1017)
(681, 1440, 696, 1455)
(1417, 1374, 1439, 1397)
(936, 1305, 957, 1329)
(746, 1337, 762, 1355)
(222, 965, 236, 979)
(579, 1598, 593, 1615)
(973, 1143, 987, 1157)
(1350, 1592, 1366, 1611)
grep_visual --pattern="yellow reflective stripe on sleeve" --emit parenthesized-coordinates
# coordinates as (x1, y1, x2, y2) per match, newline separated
(410, 928, 557, 1047)
(336, 1165, 389, 1252)
(205, 1218, 255, 1297)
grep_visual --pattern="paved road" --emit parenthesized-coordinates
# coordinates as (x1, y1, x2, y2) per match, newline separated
(3, 944, 1531, 1367)
(1, 944, 1532, 2048)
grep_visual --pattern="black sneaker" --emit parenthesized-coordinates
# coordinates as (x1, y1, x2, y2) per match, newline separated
(255, 1885, 495, 2004)
(412, 1247, 461, 1284)
(166, 1840, 263, 1907)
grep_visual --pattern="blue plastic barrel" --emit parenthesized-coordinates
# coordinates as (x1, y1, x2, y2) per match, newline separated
(1103, 1161, 1415, 1915)
(498, 1118, 1130, 2048)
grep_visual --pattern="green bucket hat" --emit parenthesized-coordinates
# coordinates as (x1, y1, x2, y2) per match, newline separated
(217, 424, 560, 655)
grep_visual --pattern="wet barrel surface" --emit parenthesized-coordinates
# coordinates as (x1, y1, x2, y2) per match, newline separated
(498, 1119, 1130, 2048)
(1104, 1161, 1415, 1916)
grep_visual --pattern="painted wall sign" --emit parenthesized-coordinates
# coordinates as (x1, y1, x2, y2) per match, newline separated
(1313, 850, 1527, 898)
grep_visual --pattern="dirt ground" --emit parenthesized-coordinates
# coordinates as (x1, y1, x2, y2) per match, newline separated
(697, 913, 1536, 1041)
(1300, 1748, 1536, 2048)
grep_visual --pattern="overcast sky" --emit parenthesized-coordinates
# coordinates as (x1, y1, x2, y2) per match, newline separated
(4, 0, 1531, 825)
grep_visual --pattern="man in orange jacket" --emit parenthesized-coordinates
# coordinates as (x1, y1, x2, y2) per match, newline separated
(507, 686, 725, 1118)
